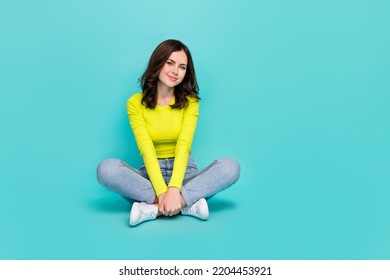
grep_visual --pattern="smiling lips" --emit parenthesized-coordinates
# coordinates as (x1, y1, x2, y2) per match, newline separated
(167, 75, 178, 82)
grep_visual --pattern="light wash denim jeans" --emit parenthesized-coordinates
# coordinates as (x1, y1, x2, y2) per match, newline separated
(96, 156, 240, 206)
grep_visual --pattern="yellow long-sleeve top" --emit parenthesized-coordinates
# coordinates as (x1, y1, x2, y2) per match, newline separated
(127, 93, 199, 196)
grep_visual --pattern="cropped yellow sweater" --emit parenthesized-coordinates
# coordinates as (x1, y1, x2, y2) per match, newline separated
(127, 93, 199, 196)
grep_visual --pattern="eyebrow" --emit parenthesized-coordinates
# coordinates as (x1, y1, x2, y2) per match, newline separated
(167, 59, 187, 66)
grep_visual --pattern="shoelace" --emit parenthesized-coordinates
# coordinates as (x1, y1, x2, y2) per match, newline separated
(185, 205, 199, 215)
(142, 209, 157, 219)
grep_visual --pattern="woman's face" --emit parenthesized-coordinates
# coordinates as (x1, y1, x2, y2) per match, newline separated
(158, 50, 188, 89)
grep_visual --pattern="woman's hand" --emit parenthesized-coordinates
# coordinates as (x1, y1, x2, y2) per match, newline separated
(158, 187, 185, 216)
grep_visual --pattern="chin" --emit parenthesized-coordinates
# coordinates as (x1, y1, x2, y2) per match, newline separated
(169, 81, 180, 88)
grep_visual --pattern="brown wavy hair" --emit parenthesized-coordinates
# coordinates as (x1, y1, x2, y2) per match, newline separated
(139, 39, 200, 109)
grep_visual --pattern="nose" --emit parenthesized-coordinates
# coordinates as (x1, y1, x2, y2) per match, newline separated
(171, 66, 178, 75)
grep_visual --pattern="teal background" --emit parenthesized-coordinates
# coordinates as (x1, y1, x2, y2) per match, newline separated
(1, 0, 389, 259)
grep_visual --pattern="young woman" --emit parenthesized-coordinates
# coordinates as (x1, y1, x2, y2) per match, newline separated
(97, 39, 240, 226)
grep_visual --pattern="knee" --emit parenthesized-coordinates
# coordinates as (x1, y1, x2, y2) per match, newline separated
(217, 158, 241, 183)
(96, 158, 121, 185)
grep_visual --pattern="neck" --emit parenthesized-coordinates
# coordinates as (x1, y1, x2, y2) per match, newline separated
(157, 81, 174, 99)
(156, 81, 174, 106)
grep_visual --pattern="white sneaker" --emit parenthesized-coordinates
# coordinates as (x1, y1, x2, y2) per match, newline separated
(181, 198, 209, 220)
(129, 202, 158, 226)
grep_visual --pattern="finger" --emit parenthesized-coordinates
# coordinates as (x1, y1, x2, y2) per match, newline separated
(167, 208, 175, 216)
(158, 206, 165, 215)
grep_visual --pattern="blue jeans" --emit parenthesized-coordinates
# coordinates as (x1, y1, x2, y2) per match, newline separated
(96, 156, 240, 206)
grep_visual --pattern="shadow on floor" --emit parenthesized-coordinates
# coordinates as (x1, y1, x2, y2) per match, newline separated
(207, 197, 237, 213)
(89, 196, 237, 215)
(88, 196, 130, 213)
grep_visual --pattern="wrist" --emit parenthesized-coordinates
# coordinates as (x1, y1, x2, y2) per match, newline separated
(168, 186, 181, 193)
(158, 192, 167, 199)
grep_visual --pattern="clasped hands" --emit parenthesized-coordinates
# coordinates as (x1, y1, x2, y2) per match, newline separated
(157, 187, 185, 216)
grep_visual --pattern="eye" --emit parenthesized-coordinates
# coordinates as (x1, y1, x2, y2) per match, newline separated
(166, 61, 173, 66)
(180, 66, 187, 70)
